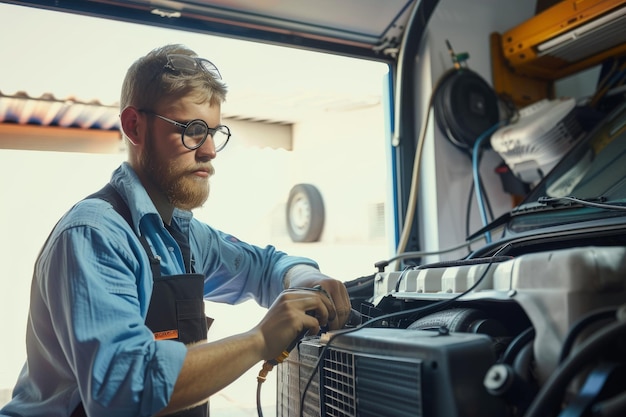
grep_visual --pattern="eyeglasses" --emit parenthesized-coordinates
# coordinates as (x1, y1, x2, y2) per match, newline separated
(140, 110, 231, 152)
(164, 54, 222, 80)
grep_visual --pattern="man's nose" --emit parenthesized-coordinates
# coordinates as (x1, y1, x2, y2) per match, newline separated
(196, 136, 217, 160)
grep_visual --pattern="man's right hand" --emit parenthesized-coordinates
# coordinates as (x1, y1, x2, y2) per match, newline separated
(255, 288, 335, 362)
(157, 287, 335, 416)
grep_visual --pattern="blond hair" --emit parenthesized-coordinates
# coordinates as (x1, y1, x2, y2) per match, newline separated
(120, 44, 228, 112)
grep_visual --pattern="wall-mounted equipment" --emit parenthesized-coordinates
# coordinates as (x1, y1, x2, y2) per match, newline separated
(490, 97, 584, 184)
(491, 0, 626, 107)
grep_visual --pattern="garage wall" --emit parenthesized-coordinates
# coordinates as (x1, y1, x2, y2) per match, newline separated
(416, 0, 538, 262)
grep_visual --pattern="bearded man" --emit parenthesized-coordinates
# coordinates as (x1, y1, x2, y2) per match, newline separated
(1, 44, 350, 417)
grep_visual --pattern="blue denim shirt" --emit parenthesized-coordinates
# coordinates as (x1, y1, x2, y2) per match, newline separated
(1, 162, 317, 417)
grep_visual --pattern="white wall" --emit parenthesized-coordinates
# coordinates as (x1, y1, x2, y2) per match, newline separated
(415, 0, 538, 262)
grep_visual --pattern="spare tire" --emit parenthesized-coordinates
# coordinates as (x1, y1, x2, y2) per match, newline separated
(286, 184, 325, 242)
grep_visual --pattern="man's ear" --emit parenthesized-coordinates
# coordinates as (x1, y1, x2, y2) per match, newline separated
(120, 106, 142, 146)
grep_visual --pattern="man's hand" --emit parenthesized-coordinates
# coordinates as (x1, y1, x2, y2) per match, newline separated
(284, 264, 351, 330)
(255, 287, 334, 362)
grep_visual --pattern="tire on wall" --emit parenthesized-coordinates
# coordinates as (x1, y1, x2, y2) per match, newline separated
(286, 184, 325, 242)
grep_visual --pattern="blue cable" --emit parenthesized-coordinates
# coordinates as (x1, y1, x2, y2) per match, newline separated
(472, 122, 504, 243)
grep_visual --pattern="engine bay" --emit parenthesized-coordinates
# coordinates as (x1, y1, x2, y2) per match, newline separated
(279, 244, 626, 417)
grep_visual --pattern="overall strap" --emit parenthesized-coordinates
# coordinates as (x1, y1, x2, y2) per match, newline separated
(87, 183, 132, 225)
(86, 184, 161, 280)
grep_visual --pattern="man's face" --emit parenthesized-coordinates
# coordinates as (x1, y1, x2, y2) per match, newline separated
(139, 96, 220, 211)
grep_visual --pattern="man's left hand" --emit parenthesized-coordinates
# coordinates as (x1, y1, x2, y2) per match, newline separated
(285, 265, 351, 330)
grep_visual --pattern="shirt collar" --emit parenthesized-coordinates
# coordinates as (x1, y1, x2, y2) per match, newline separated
(109, 162, 193, 234)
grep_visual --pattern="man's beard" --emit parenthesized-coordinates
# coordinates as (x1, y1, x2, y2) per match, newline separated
(140, 131, 211, 211)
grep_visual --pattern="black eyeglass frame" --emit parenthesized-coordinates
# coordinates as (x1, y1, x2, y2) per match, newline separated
(139, 109, 231, 152)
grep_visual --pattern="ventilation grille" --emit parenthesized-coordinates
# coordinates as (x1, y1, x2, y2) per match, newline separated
(322, 350, 423, 417)
(277, 341, 323, 417)
(537, 6, 626, 63)
(323, 349, 355, 416)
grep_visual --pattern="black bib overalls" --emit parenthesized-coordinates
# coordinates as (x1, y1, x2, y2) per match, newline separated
(71, 184, 209, 417)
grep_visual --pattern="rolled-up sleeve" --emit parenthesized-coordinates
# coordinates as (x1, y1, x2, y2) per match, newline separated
(189, 222, 318, 307)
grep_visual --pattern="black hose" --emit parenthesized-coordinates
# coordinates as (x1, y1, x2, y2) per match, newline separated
(501, 326, 535, 365)
(523, 319, 626, 417)
(559, 307, 617, 364)
(592, 390, 626, 417)
(256, 378, 264, 417)
(256, 360, 275, 417)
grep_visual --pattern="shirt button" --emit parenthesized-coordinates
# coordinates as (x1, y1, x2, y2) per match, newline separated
(168, 247, 175, 252)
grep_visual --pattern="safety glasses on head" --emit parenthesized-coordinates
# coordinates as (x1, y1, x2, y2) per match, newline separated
(164, 54, 222, 80)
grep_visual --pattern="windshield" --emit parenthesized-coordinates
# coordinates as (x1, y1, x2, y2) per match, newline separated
(523, 101, 626, 204)
(501, 100, 626, 235)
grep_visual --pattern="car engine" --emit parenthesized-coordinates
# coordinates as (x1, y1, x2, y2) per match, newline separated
(277, 242, 626, 417)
